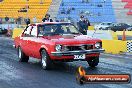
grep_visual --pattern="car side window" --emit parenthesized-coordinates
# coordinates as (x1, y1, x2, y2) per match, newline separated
(24, 26, 32, 36)
(31, 26, 37, 36)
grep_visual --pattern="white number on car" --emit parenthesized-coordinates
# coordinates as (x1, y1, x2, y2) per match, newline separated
(74, 54, 85, 59)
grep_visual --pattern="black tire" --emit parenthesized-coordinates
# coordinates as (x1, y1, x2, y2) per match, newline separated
(41, 49, 52, 70)
(18, 47, 29, 62)
(87, 57, 99, 67)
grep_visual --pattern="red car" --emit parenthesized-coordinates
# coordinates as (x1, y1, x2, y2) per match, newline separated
(14, 22, 104, 70)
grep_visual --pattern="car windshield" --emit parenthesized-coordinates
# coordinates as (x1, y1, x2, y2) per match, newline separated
(38, 23, 80, 36)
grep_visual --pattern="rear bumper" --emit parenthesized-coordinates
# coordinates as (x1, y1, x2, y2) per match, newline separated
(51, 49, 105, 56)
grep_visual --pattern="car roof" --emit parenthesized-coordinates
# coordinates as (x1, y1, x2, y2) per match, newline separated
(29, 22, 71, 26)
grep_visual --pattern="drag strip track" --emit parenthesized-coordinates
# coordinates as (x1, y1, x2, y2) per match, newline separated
(0, 37, 132, 88)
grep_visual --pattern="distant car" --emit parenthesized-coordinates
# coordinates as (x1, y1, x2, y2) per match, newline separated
(94, 22, 113, 30)
(106, 23, 131, 32)
(126, 27, 132, 31)
(0, 28, 8, 35)
(14, 22, 104, 70)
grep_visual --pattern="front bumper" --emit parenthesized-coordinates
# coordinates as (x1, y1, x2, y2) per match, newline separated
(51, 49, 105, 56)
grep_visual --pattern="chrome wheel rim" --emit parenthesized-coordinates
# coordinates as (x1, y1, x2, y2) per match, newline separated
(42, 53, 47, 67)
(18, 48, 21, 58)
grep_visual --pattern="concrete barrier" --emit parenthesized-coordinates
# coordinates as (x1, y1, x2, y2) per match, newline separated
(87, 30, 118, 40)
(102, 40, 127, 54)
(12, 28, 23, 38)
(116, 31, 132, 36)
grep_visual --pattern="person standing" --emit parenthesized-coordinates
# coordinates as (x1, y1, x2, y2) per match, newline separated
(25, 18, 30, 26)
(84, 18, 91, 30)
(78, 15, 87, 35)
(5, 16, 9, 23)
(42, 13, 53, 22)
(33, 16, 37, 23)
(53, 17, 59, 22)
(17, 17, 21, 25)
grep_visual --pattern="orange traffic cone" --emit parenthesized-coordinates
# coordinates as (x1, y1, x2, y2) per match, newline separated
(122, 29, 126, 41)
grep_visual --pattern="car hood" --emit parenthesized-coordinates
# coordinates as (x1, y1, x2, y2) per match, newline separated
(42, 34, 101, 45)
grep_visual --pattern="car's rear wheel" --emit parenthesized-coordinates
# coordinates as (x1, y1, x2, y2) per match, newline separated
(41, 49, 52, 70)
(18, 47, 29, 62)
(87, 57, 99, 67)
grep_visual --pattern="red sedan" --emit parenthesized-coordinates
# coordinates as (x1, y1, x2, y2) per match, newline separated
(14, 22, 104, 70)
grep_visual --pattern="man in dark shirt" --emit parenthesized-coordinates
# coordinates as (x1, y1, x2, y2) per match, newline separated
(84, 18, 91, 30)
(78, 15, 88, 35)
(42, 13, 53, 22)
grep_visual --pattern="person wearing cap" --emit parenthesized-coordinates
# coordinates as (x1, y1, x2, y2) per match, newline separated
(78, 15, 88, 35)
(84, 18, 91, 30)
(42, 13, 53, 22)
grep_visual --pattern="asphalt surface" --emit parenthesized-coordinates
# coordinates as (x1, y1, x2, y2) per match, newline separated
(0, 37, 132, 88)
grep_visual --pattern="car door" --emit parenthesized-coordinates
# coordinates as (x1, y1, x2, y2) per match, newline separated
(27, 25, 40, 58)
(21, 26, 33, 56)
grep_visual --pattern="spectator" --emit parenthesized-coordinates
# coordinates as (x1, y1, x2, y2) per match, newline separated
(84, 18, 91, 30)
(61, 8, 66, 14)
(82, 0, 85, 3)
(5, 16, 9, 22)
(82, 0, 90, 3)
(67, 7, 71, 14)
(53, 17, 59, 22)
(10, 18, 14, 24)
(61, 1, 64, 6)
(25, 18, 30, 26)
(98, 12, 101, 16)
(80, 10, 84, 15)
(0, 18, 2, 24)
(78, 15, 87, 35)
(33, 16, 37, 23)
(14, 18, 17, 24)
(71, 7, 75, 10)
(42, 13, 53, 22)
(60, 19, 64, 22)
(17, 17, 22, 25)
(97, 4, 103, 7)
(103, 0, 106, 3)
(85, 0, 90, 3)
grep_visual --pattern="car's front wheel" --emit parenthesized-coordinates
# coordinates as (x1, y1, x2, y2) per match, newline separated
(87, 57, 99, 67)
(41, 49, 52, 70)
(18, 47, 29, 62)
